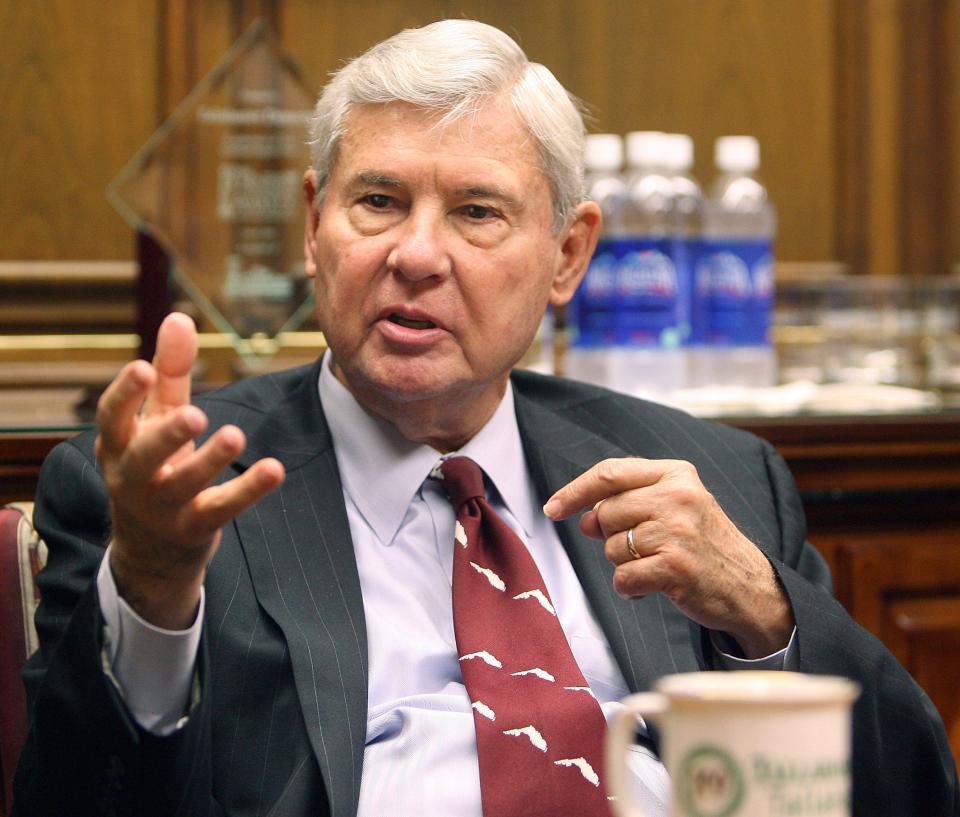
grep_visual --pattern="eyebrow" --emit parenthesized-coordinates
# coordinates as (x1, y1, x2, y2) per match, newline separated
(353, 171, 403, 188)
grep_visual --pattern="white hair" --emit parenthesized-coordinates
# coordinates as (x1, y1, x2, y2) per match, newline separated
(307, 19, 587, 231)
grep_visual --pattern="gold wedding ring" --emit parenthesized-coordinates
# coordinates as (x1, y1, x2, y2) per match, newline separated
(626, 528, 639, 560)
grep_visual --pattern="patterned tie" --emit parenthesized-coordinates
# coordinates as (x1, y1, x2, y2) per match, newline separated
(434, 456, 611, 817)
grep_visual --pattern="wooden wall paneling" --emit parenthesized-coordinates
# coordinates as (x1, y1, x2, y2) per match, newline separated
(943, 0, 960, 271)
(231, 0, 281, 41)
(286, 0, 451, 77)
(744, 0, 837, 266)
(835, 0, 955, 278)
(157, 0, 196, 278)
(0, 0, 160, 261)
(726, 412, 960, 496)
(591, 0, 834, 264)
(940, 2, 960, 271)
(864, 0, 903, 279)
(155, 0, 225, 316)
(885, 597, 960, 755)
(160, 0, 196, 119)
(900, 0, 951, 279)
(829, 528, 960, 761)
(835, 0, 895, 277)
(832, 530, 960, 639)
(160, 0, 282, 111)
(834, 0, 869, 275)
(0, 261, 135, 334)
(656, 0, 836, 265)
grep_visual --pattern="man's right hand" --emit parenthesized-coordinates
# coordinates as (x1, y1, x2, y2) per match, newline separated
(94, 312, 285, 629)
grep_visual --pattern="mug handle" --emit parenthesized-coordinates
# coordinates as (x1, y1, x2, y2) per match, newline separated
(605, 692, 668, 817)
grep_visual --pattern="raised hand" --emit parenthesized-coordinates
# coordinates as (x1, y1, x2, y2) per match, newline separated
(94, 313, 285, 629)
(544, 457, 794, 658)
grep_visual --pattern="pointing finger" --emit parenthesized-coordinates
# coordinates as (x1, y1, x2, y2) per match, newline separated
(543, 458, 669, 520)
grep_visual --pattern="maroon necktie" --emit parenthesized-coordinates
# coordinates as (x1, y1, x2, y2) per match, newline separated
(435, 456, 611, 817)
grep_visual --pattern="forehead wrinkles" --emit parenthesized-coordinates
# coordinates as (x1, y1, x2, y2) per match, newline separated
(339, 101, 542, 175)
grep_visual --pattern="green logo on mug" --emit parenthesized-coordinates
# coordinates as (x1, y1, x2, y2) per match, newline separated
(678, 744, 745, 817)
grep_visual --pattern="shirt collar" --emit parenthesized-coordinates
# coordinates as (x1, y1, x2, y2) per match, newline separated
(319, 354, 538, 544)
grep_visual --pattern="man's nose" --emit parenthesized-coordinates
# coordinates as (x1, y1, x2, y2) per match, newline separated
(385, 208, 453, 281)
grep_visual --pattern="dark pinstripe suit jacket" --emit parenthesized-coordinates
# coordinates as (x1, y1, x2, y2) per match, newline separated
(15, 360, 959, 817)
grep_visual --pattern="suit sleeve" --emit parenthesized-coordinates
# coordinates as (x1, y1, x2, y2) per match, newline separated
(759, 441, 960, 817)
(14, 436, 223, 817)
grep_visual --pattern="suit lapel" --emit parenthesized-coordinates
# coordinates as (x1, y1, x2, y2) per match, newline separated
(513, 384, 703, 695)
(230, 361, 368, 817)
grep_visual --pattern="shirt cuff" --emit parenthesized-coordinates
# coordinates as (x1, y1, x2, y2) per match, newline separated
(97, 546, 204, 735)
(710, 627, 799, 671)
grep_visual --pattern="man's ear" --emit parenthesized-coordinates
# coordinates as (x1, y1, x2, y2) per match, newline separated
(303, 169, 321, 279)
(549, 200, 602, 307)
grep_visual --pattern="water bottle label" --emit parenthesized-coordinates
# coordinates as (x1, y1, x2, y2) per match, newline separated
(570, 239, 617, 348)
(611, 237, 682, 349)
(693, 238, 773, 346)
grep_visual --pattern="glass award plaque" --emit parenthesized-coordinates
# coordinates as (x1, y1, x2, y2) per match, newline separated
(108, 20, 317, 364)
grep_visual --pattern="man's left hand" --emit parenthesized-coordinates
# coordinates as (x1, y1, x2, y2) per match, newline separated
(544, 458, 794, 658)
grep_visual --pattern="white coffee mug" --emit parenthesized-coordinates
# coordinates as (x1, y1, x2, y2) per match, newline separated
(606, 671, 860, 817)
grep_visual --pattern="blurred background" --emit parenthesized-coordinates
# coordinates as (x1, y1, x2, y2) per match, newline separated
(2, 0, 960, 390)
(2, 0, 959, 272)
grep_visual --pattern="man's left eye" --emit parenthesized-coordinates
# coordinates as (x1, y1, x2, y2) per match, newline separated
(463, 204, 496, 220)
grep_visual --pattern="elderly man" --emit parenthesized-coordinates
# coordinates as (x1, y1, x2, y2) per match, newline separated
(16, 19, 957, 817)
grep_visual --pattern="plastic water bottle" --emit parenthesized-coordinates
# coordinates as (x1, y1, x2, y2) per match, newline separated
(610, 131, 686, 396)
(691, 135, 778, 387)
(566, 133, 625, 388)
(662, 133, 704, 367)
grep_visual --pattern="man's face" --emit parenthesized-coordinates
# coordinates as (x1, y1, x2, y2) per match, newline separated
(304, 98, 595, 435)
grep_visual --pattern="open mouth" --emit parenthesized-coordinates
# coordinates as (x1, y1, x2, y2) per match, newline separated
(388, 313, 437, 330)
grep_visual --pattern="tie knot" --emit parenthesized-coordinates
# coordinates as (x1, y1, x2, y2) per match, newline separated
(434, 456, 485, 508)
